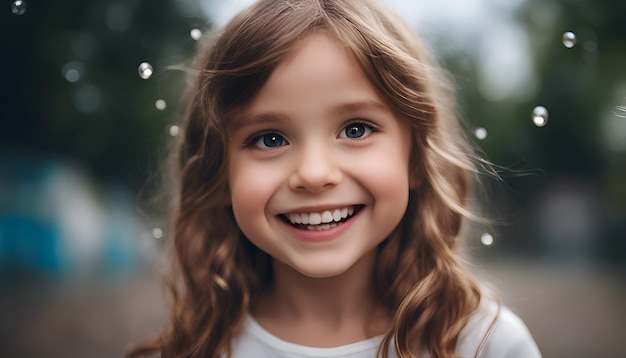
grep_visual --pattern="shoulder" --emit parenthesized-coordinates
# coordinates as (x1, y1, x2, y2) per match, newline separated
(457, 298, 542, 358)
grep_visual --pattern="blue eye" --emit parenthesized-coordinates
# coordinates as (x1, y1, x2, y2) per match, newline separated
(255, 132, 287, 149)
(341, 123, 372, 139)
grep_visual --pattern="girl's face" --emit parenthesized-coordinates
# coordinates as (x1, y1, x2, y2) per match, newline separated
(228, 33, 412, 278)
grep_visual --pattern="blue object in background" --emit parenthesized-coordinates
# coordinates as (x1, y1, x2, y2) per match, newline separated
(0, 156, 156, 278)
(0, 214, 62, 273)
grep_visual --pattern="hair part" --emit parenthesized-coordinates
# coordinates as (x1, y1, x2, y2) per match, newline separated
(128, 1, 485, 357)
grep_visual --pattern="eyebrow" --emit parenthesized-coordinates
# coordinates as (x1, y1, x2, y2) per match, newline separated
(231, 99, 390, 131)
(230, 112, 287, 132)
(330, 99, 390, 116)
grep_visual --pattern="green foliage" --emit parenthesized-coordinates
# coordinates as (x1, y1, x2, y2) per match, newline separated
(1, 0, 208, 185)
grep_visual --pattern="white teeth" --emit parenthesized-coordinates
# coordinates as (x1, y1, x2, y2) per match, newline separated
(306, 223, 337, 231)
(321, 211, 333, 223)
(286, 206, 357, 226)
(309, 212, 322, 225)
(332, 209, 341, 221)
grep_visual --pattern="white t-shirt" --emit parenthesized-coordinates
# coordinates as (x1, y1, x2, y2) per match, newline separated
(230, 300, 541, 357)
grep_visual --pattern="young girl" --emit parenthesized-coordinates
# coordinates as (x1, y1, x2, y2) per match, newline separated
(130, 0, 541, 357)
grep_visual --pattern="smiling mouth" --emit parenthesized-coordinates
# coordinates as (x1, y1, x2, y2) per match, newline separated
(279, 205, 363, 231)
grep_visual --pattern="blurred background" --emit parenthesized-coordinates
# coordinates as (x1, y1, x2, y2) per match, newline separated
(1, 0, 625, 356)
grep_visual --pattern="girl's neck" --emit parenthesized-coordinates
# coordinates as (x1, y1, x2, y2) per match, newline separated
(251, 250, 391, 346)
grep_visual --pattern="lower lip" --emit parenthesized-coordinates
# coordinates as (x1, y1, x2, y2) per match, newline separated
(279, 210, 361, 243)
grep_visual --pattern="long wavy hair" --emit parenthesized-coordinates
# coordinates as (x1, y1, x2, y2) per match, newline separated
(129, 0, 486, 357)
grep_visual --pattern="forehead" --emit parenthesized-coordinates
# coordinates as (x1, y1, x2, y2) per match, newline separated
(230, 33, 386, 127)
(263, 33, 368, 91)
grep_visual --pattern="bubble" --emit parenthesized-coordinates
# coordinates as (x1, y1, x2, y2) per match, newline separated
(169, 125, 180, 137)
(155, 99, 167, 111)
(11, 0, 26, 15)
(152, 227, 163, 239)
(562, 31, 576, 48)
(480, 233, 494, 246)
(62, 61, 84, 83)
(474, 127, 488, 140)
(190, 28, 202, 41)
(532, 106, 549, 127)
(138, 62, 153, 79)
(65, 70, 79, 82)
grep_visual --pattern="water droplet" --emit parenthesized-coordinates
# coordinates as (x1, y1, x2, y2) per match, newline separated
(152, 227, 163, 239)
(155, 99, 167, 111)
(190, 28, 202, 41)
(480, 233, 494, 246)
(474, 127, 488, 140)
(138, 62, 153, 79)
(532, 106, 549, 127)
(562, 31, 576, 48)
(11, 0, 26, 15)
(169, 125, 180, 137)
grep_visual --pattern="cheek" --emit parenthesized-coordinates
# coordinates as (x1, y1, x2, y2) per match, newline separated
(229, 161, 279, 220)
(357, 142, 411, 194)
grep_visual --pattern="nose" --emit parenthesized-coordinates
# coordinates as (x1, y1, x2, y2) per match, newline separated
(288, 142, 342, 193)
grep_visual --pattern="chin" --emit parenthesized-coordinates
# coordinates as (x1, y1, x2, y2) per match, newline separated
(295, 267, 348, 279)
(288, 258, 360, 279)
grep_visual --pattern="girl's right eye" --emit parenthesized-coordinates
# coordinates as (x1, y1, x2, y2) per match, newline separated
(250, 132, 288, 149)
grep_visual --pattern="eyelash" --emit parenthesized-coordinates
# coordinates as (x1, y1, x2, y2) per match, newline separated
(243, 119, 378, 150)
(339, 119, 377, 140)
(243, 131, 288, 150)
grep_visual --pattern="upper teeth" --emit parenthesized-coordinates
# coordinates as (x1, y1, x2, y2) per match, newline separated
(286, 206, 355, 225)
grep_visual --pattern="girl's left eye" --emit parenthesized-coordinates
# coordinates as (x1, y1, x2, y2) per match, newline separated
(339, 122, 373, 139)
